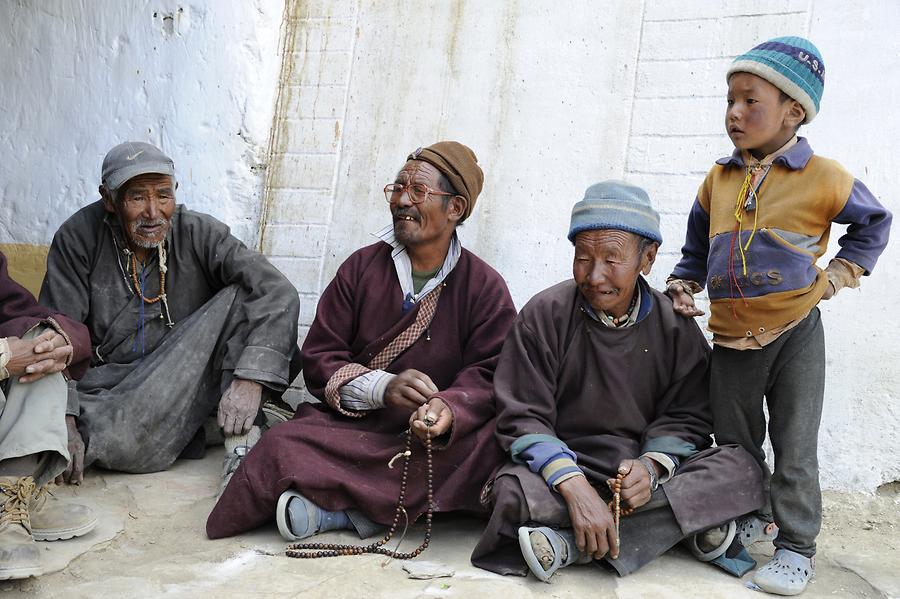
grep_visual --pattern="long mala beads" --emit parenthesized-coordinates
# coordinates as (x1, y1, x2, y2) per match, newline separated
(285, 419, 435, 560)
(608, 471, 634, 550)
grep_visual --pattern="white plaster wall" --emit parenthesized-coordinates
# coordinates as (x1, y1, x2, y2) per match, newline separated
(0, 0, 285, 246)
(265, 1, 898, 492)
(3, 0, 894, 493)
(324, 1, 643, 300)
(807, 1, 900, 493)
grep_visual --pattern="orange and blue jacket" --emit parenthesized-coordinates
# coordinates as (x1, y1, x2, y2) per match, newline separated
(671, 137, 892, 338)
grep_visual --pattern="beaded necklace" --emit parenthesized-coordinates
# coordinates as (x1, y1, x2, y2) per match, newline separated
(130, 252, 165, 303)
(286, 419, 435, 560)
(126, 242, 175, 328)
(605, 290, 639, 327)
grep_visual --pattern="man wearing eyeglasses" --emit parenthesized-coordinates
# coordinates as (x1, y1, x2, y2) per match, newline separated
(207, 141, 517, 543)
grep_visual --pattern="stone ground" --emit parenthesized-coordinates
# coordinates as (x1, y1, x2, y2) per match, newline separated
(3, 453, 897, 599)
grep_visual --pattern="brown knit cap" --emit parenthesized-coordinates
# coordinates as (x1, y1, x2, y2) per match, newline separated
(407, 141, 484, 221)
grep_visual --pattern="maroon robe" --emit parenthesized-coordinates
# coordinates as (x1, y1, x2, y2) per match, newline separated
(207, 241, 516, 538)
(0, 251, 90, 379)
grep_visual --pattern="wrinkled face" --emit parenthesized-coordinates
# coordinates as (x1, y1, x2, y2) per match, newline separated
(390, 160, 463, 248)
(726, 72, 804, 158)
(573, 229, 655, 316)
(104, 173, 176, 250)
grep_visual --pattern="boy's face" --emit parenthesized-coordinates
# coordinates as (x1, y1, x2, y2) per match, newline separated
(726, 72, 805, 158)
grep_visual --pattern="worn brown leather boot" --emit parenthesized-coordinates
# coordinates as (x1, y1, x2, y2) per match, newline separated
(29, 485, 97, 541)
(0, 476, 41, 580)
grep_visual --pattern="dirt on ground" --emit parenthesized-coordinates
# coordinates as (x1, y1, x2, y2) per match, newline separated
(2, 453, 897, 599)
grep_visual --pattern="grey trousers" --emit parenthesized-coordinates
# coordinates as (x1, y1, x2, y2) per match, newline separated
(710, 308, 825, 557)
(76, 287, 244, 474)
(0, 328, 69, 487)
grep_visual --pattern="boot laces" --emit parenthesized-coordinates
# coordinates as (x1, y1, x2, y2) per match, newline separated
(0, 476, 36, 533)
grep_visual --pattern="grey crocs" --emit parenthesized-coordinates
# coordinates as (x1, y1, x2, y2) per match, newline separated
(737, 515, 778, 547)
(750, 549, 814, 596)
(518, 526, 582, 583)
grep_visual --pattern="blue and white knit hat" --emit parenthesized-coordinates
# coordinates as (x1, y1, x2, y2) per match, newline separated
(568, 180, 662, 245)
(727, 36, 824, 123)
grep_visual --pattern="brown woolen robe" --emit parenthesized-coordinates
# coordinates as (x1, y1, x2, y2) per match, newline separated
(471, 278, 764, 575)
(207, 240, 516, 538)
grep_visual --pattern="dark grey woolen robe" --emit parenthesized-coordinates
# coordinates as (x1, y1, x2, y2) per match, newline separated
(39, 200, 299, 472)
(472, 278, 764, 576)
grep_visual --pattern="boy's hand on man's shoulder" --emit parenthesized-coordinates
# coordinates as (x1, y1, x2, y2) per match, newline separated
(667, 284, 705, 318)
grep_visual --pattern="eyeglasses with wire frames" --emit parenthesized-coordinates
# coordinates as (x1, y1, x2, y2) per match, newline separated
(384, 182, 457, 205)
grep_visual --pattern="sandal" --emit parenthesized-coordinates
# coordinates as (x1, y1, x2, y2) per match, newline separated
(277, 490, 318, 541)
(737, 515, 778, 547)
(517, 526, 580, 583)
(687, 520, 757, 577)
(687, 520, 736, 563)
(749, 549, 814, 595)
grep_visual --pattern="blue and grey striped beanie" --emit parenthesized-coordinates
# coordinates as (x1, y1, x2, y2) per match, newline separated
(567, 180, 661, 245)
(727, 36, 824, 123)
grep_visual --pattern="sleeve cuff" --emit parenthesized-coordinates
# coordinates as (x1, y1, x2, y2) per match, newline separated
(542, 456, 583, 489)
(666, 277, 703, 296)
(339, 369, 395, 411)
(641, 435, 698, 458)
(44, 317, 74, 367)
(641, 451, 677, 483)
(234, 345, 291, 389)
(66, 380, 80, 416)
(0, 337, 10, 381)
(825, 258, 864, 295)
(550, 470, 585, 490)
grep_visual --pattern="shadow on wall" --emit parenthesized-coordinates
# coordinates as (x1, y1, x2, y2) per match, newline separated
(1, 243, 49, 298)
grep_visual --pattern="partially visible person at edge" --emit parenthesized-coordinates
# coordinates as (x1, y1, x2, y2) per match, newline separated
(39, 141, 300, 493)
(0, 250, 96, 580)
(667, 37, 891, 596)
(206, 141, 516, 544)
(471, 181, 765, 582)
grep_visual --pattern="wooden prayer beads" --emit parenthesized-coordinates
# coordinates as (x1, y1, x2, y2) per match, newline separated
(608, 471, 634, 550)
(285, 419, 435, 560)
(129, 253, 167, 304)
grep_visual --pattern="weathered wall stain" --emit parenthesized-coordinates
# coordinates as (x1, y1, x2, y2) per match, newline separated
(259, 1, 900, 493)
(257, 0, 302, 252)
(1, 0, 284, 248)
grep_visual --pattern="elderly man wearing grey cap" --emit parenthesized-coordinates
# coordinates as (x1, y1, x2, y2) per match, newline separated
(39, 142, 299, 490)
(472, 181, 765, 581)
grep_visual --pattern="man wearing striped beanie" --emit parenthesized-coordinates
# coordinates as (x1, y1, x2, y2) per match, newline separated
(668, 37, 892, 595)
(472, 181, 766, 583)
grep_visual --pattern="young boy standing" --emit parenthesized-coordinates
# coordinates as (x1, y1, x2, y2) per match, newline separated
(668, 37, 891, 595)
